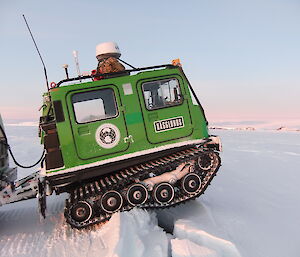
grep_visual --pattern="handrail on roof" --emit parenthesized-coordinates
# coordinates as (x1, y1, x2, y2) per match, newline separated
(56, 64, 175, 87)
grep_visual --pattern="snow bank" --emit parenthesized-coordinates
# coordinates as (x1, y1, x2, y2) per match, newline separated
(46, 208, 168, 257)
(106, 208, 169, 257)
(171, 219, 241, 257)
(0, 201, 168, 257)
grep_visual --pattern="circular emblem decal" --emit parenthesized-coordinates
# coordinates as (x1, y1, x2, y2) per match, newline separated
(95, 123, 120, 149)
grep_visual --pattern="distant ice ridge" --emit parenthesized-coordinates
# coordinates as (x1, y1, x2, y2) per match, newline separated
(6, 121, 38, 127)
(209, 119, 300, 131)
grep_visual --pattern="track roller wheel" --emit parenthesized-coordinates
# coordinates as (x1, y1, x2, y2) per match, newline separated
(182, 173, 202, 195)
(100, 190, 123, 213)
(70, 201, 93, 223)
(198, 151, 218, 171)
(153, 182, 175, 204)
(126, 183, 148, 206)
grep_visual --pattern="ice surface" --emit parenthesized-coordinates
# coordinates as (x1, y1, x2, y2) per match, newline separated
(155, 130, 300, 257)
(171, 238, 218, 257)
(173, 220, 241, 257)
(1, 125, 300, 257)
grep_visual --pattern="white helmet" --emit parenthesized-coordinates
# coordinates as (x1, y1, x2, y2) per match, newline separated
(96, 42, 121, 60)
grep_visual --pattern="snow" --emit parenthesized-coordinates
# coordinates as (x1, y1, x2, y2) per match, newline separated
(1, 125, 300, 257)
(0, 198, 168, 257)
(172, 220, 241, 257)
(171, 238, 218, 257)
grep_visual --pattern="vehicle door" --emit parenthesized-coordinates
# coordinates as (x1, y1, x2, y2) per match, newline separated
(137, 76, 193, 144)
(67, 85, 129, 160)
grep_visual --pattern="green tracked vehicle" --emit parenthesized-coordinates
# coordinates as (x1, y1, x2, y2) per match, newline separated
(0, 42, 222, 228)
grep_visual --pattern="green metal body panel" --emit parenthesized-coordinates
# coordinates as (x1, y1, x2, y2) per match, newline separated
(42, 67, 209, 176)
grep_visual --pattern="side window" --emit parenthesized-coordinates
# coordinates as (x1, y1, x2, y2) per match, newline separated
(72, 88, 118, 123)
(142, 78, 182, 110)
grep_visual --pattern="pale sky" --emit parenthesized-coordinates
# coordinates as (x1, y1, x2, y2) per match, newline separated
(1, 0, 300, 127)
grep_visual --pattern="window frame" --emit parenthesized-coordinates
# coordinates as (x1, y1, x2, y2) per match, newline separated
(71, 87, 119, 124)
(141, 78, 184, 111)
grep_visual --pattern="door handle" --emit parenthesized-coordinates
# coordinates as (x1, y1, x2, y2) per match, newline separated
(78, 126, 90, 135)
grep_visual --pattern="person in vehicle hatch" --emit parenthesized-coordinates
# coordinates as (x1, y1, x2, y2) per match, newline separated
(92, 57, 126, 81)
(92, 42, 126, 81)
(98, 57, 125, 73)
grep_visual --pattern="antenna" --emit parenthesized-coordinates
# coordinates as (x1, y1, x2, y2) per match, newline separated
(22, 14, 49, 91)
(118, 58, 137, 69)
(72, 50, 81, 78)
(62, 64, 69, 79)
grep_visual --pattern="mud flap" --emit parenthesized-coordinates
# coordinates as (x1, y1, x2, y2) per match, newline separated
(38, 178, 47, 219)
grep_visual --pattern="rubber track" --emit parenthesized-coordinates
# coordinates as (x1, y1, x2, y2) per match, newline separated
(64, 146, 221, 228)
